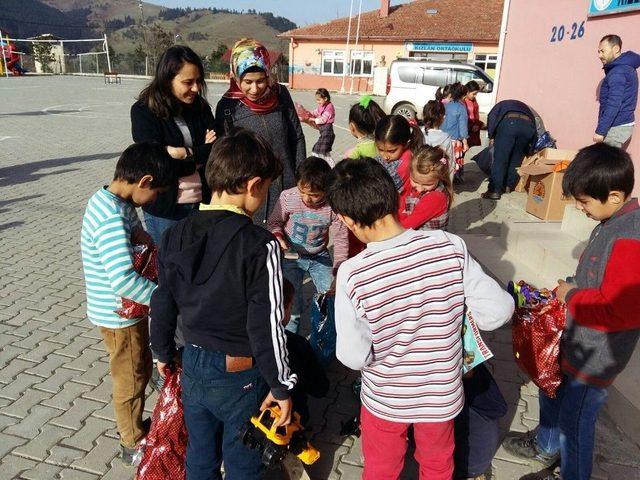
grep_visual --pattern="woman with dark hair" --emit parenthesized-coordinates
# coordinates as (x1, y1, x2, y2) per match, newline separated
(131, 45, 216, 244)
(215, 38, 306, 224)
(464, 81, 484, 148)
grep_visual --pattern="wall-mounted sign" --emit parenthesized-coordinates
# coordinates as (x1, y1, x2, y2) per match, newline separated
(405, 42, 473, 53)
(589, 0, 640, 17)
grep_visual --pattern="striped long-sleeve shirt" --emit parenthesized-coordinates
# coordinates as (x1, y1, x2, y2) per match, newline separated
(266, 187, 349, 270)
(335, 229, 513, 422)
(80, 188, 157, 329)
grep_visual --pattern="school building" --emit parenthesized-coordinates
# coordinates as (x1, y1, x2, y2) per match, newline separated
(280, 0, 503, 94)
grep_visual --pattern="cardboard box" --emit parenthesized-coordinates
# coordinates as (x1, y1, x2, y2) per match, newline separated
(518, 149, 577, 221)
(515, 148, 577, 193)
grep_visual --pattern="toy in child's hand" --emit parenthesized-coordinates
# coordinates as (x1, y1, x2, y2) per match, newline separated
(240, 406, 320, 469)
(295, 103, 312, 121)
(115, 243, 157, 319)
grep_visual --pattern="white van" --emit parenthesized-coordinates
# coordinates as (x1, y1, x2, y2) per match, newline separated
(383, 58, 494, 120)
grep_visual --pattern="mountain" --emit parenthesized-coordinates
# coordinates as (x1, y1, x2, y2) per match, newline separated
(1, 0, 296, 72)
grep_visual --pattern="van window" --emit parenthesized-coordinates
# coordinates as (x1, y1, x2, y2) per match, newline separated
(421, 68, 448, 87)
(397, 66, 422, 84)
(451, 70, 482, 84)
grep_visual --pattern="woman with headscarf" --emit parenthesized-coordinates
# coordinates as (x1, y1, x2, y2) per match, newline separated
(215, 38, 306, 223)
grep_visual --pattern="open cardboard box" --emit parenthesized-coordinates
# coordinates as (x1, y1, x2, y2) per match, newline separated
(515, 148, 577, 193)
(518, 148, 577, 221)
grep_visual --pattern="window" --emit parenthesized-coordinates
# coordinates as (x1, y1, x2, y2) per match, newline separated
(421, 68, 448, 87)
(350, 51, 374, 76)
(322, 50, 345, 75)
(398, 66, 422, 84)
(451, 69, 481, 84)
(474, 54, 498, 76)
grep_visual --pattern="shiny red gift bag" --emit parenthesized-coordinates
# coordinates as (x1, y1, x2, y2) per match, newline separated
(512, 299, 566, 398)
(115, 243, 158, 319)
(137, 367, 188, 479)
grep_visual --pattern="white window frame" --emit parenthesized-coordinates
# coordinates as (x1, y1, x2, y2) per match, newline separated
(321, 50, 346, 76)
(474, 53, 498, 72)
(350, 50, 374, 77)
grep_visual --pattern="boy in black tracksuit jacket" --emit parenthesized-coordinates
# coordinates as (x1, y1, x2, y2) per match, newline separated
(150, 128, 297, 480)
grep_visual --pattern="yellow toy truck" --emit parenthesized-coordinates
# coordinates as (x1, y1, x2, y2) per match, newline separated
(240, 406, 320, 468)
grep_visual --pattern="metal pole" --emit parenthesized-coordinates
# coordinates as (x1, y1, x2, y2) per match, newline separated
(1, 30, 10, 78)
(139, 1, 149, 76)
(104, 33, 112, 72)
(339, 0, 354, 93)
(492, 0, 511, 105)
(349, 0, 363, 95)
(96, 53, 99, 74)
(79, 54, 82, 74)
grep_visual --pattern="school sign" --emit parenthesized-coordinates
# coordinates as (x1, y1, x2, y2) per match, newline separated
(588, 0, 640, 16)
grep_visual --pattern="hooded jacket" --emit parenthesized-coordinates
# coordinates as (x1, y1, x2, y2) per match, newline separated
(596, 51, 640, 136)
(149, 209, 297, 399)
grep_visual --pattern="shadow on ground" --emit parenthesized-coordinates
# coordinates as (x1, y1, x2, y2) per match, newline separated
(0, 152, 120, 188)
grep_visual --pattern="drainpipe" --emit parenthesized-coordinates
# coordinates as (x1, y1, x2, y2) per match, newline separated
(492, 0, 511, 105)
(340, 0, 354, 93)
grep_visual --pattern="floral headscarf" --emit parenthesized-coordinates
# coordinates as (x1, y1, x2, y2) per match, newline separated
(223, 38, 279, 114)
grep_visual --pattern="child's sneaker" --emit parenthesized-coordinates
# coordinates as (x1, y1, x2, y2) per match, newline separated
(502, 431, 559, 469)
(121, 444, 138, 466)
(519, 467, 562, 480)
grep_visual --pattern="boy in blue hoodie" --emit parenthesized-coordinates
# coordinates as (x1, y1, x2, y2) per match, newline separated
(150, 128, 297, 480)
(593, 34, 640, 148)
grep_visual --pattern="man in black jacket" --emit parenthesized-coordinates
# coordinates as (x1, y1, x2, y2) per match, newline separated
(150, 128, 297, 480)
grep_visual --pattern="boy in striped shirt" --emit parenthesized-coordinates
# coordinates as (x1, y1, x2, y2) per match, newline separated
(80, 142, 173, 464)
(327, 157, 514, 480)
(267, 156, 348, 333)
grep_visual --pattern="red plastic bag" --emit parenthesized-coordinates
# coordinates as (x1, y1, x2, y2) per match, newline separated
(512, 299, 566, 398)
(137, 367, 188, 479)
(115, 243, 158, 319)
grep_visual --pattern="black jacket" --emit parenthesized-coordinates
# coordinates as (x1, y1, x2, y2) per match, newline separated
(149, 209, 297, 399)
(131, 99, 216, 220)
(285, 331, 330, 423)
(487, 99, 536, 139)
(214, 86, 306, 223)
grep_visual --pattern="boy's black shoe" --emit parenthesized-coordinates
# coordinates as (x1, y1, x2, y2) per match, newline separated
(481, 191, 502, 200)
(519, 468, 562, 480)
(502, 432, 559, 469)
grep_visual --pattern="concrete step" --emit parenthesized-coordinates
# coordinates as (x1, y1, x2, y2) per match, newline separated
(561, 204, 599, 241)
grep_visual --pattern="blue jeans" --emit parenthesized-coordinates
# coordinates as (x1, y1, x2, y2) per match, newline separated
(180, 344, 269, 480)
(282, 251, 333, 334)
(536, 376, 609, 480)
(143, 204, 194, 246)
(489, 117, 536, 193)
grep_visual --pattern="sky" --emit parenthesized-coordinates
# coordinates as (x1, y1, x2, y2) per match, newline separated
(149, 0, 413, 26)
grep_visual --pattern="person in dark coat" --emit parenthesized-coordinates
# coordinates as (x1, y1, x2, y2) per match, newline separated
(215, 38, 306, 224)
(482, 99, 537, 200)
(131, 45, 216, 245)
(594, 34, 640, 148)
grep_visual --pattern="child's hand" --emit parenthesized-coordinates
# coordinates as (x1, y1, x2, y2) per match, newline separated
(166, 146, 188, 159)
(157, 361, 169, 378)
(205, 129, 216, 144)
(132, 227, 154, 246)
(277, 237, 289, 251)
(260, 391, 292, 426)
(556, 280, 576, 303)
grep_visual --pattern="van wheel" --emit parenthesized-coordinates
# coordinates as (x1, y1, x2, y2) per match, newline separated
(392, 103, 417, 120)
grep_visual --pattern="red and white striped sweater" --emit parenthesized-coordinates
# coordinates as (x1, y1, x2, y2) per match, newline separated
(335, 229, 513, 422)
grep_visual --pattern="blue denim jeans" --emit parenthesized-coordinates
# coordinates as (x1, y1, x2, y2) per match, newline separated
(282, 251, 333, 334)
(143, 204, 194, 246)
(489, 117, 536, 193)
(536, 376, 609, 480)
(180, 344, 269, 480)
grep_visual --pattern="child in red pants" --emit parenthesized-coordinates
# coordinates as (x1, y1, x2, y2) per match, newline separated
(327, 158, 514, 479)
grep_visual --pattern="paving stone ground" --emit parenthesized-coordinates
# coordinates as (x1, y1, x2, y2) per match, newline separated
(1, 76, 639, 480)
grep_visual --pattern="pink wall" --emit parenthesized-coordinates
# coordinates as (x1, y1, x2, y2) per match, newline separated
(497, 0, 640, 194)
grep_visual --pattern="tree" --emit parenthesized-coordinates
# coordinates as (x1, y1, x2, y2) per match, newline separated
(209, 43, 229, 73)
(31, 38, 55, 73)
